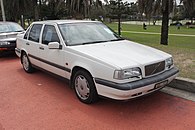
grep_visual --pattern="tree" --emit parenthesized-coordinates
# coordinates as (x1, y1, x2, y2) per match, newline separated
(41, 0, 67, 20)
(66, 0, 92, 18)
(160, 0, 170, 45)
(138, 0, 155, 23)
(66, 0, 107, 19)
(32, 0, 40, 21)
(4, 0, 30, 21)
(180, 0, 195, 23)
(138, 0, 175, 45)
(107, 0, 132, 35)
(160, 0, 176, 45)
(171, 4, 186, 22)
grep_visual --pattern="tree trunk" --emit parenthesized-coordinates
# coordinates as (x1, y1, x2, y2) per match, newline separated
(39, 0, 42, 20)
(160, 0, 169, 45)
(118, 0, 121, 36)
(191, 17, 193, 24)
(35, 5, 39, 20)
(34, 0, 39, 21)
(118, 15, 121, 36)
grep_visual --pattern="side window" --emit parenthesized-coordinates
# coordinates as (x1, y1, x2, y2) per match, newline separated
(24, 28, 30, 39)
(42, 25, 60, 45)
(29, 24, 42, 42)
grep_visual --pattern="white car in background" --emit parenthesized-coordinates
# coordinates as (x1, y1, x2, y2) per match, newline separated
(0, 22, 24, 52)
(15, 20, 179, 104)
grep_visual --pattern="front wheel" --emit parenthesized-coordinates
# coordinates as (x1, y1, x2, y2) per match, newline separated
(21, 53, 34, 73)
(73, 70, 98, 104)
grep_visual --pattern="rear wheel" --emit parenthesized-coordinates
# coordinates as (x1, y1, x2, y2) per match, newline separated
(21, 53, 34, 73)
(73, 70, 98, 104)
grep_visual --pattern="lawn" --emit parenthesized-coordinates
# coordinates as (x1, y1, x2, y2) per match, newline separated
(106, 23, 195, 79)
(107, 23, 195, 35)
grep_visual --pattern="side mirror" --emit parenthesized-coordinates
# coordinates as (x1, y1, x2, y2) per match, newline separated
(48, 42, 62, 49)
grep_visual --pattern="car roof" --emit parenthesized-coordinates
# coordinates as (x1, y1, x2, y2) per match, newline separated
(32, 20, 101, 25)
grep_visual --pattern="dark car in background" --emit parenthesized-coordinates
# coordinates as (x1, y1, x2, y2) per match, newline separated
(0, 22, 24, 52)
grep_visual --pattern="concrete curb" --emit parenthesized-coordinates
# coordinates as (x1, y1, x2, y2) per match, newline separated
(169, 77, 195, 93)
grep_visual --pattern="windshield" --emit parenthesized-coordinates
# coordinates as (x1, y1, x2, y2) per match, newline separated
(58, 22, 123, 46)
(0, 22, 24, 33)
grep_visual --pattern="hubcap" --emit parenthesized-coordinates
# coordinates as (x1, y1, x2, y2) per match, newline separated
(75, 75, 90, 100)
(22, 55, 29, 71)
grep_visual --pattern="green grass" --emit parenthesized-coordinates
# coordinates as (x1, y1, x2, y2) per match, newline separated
(106, 23, 195, 79)
(108, 23, 195, 35)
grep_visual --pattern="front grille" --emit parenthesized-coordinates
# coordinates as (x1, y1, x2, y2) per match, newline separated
(9, 41, 16, 44)
(145, 61, 165, 76)
(0, 35, 6, 39)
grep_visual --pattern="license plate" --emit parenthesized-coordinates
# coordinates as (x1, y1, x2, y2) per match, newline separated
(155, 80, 168, 89)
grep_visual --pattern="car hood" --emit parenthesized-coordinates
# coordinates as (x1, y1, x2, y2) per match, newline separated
(0, 32, 24, 41)
(70, 40, 171, 69)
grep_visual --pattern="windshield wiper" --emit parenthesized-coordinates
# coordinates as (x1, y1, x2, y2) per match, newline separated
(14, 30, 24, 32)
(109, 38, 124, 41)
(82, 40, 109, 45)
(81, 38, 124, 45)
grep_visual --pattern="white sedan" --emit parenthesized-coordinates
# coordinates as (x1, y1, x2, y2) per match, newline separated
(15, 20, 179, 104)
(0, 22, 24, 52)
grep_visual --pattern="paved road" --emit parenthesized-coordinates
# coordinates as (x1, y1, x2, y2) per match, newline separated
(1, 54, 195, 130)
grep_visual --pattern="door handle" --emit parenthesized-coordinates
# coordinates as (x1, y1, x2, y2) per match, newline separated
(39, 47, 44, 50)
(26, 42, 30, 45)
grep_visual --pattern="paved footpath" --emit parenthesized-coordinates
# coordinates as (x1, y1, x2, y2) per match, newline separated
(0, 54, 195, 130)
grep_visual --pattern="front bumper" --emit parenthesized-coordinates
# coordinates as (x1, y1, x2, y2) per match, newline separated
(0, 41, 16, 51)
(95, 67, 179, 100)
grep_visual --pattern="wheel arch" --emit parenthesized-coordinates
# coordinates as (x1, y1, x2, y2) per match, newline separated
(20, 49, 27, 64)
(70, 66, 94, 88)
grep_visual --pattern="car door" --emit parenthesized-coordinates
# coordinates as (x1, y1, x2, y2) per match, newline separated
(25, 24, 43, 67)
(39, 24, 69, 78)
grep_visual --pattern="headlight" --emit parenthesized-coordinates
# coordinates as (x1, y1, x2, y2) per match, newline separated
(0, 41, 10, 46)
(165, 57, 173, 69)
(114, 67, 141, 80)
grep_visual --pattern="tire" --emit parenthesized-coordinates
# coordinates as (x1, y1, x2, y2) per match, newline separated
(21, 53, 34, 73)
(72, 70, 98, 104)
